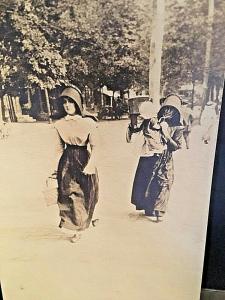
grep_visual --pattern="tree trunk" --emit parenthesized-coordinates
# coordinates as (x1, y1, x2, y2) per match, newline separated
(100, 87, 104, 107)
(191, 80, 195, 110)
(5, 95, 12, 122)
(11, 96, 18, 122)
(27, 88, 32, 109)
(38, 86, 44, 113)
(8, 95, 17, 122)
(211, 84, 214, 102)
(84, 86, 87, 107)
(120, 90, 124, 99)
(12, 96, 21, 119)
(215, 84, 220, 104)
(2, 96, 7, 122)
(44, 88, 52, 123)
(0, 97, 4, 121)
(149, 0, 165, 110)
(200, 0, 214, 123)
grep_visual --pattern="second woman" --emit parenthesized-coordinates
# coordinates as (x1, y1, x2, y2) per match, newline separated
(127, 95, 184, 222)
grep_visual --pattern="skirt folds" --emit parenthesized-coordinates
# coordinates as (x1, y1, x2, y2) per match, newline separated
(131, 151, 174, 216)
(57, 145, 99, 231)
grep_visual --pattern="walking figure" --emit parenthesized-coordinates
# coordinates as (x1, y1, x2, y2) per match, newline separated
(181, 100, 193, 149)
(52, 87, 99, 243)
(127, 95, 184, 222)
(0, 122, 9, 139)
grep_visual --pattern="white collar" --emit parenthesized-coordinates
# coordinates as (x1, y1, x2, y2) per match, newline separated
(64, 114, 82, 121)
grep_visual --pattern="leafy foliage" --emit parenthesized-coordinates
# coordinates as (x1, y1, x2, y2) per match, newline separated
(161, 0, 208, 93)
(1, 0, 225, 100)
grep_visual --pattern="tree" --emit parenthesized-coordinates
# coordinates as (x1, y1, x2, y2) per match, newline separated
(97, 0, 149, 95)
(161, 0, 208, 99)
(0, 0, 68, 94)
(149, 0, 165, 107)
(207, 0, 225, 105)
(1, 0, 151, 99)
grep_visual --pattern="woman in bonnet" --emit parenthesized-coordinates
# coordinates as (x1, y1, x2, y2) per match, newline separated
(53, 86, 99, 243)
(127, 95, 184, 222)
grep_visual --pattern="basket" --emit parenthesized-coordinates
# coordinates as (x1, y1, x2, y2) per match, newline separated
(42, 177, 58, 206)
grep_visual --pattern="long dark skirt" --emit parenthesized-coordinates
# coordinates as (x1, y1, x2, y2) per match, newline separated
(131, 152, 174, 216)
(152, 153, 174, 217)
(131, 155, 159, 214)
(57, 145, 99, 231)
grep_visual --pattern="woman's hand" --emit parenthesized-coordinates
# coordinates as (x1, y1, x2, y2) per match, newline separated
(49, 171, 57, 179)
(84, 145, 98, 175)
(160, 121, 170, 139)
(83, 163, 96, 175)
(126, 125, 133, 143)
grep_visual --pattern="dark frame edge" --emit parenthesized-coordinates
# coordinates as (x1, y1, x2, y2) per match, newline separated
(201, 289, 225, 300)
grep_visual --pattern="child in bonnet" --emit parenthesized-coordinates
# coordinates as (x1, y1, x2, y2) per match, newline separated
(126, 100, 169, 156)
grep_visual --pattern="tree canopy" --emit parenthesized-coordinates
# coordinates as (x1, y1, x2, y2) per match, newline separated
(0, 0, 225, 98)
(0, 0, 148, 94)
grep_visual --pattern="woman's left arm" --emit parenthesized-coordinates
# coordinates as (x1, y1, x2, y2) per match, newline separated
(167, 127, 184, 151)
(161, 123, 183, 151)
(83, 121, 99, 175)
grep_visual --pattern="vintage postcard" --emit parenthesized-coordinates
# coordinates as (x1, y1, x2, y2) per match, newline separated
(0, 0, 224, 299)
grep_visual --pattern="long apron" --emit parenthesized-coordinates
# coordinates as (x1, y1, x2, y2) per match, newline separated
(131, 150, 174, 217)
(131, 154, 160, 213)
(57, 144, 99, 231)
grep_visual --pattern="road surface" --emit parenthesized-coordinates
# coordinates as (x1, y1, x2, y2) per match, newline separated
(0, 119, 219, 300)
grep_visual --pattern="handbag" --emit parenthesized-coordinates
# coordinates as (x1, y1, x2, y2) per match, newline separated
(42, 176, 58, 206)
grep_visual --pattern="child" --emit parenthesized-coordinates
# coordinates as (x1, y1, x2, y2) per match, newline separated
(127, 101, 166, 156)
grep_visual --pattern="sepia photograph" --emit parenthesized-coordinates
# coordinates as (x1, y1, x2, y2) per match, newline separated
(0, 0, 224, 299)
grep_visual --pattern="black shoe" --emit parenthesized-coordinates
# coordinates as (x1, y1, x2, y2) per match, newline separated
(145, 208, 155, 216)
(92, 219, 99, 227)
(155, 210, 164, 222)
(70, 233, 81, 243)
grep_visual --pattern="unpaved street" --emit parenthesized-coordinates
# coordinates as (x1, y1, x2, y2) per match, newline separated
(0, 120, 218, 300)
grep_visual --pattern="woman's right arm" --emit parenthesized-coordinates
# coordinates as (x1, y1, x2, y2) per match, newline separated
(126, 122, 144, 143)
(51, 128, 65, 177)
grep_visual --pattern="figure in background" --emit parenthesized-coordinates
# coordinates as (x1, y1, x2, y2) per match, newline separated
(201, 101, 219, 144)
(0, 121, 9, 139)
(114, 96, 123, 120)
(181, 100, 193, 149)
